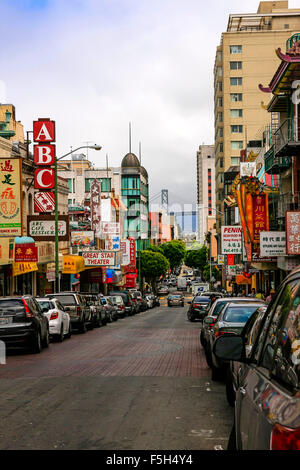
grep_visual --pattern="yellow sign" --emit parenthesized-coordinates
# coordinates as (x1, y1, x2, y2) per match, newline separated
(0, 158, 22, 237)
(13, 262, 38, 276)
(62, 255, 86, 274)
(0, 237, 14, 265)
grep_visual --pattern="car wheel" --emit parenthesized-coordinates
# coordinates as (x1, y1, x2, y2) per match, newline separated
(226, 368, 235, 407)
(188, 313, 195, 322)
(80, 321, 87, 333)
(42, 327, 50, 348)
(57, 324, 64, 343)
(101, 317, 107, 326)
(204, 346, 213, 367)
(32, 329, 42, 354)
(211, 364, 224, 382)
(65, 322, 72, 339)
(200, 330, 205, 347)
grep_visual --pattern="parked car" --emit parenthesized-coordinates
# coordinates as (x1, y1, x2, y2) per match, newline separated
(157, 286, 169, 296)
(130, 290, 144, 312)
(81, 293, 106, 327)
(0, 295, 49, 353)
(225, 305, 268, 407)
(36, 297, 71, 342)
(108, 290, 134, 316)
(187, 296, 211, 322)
(109, 294, 126, 318)
(200, 297, 264, 355)
(140, 296, 149, 312)
(206, 301, 265, 381)
(167, 293, 184, 307)
(100, 296, 118, 322)
(145, 294, 155, 309)
(213, 267, 300, 450)
(46, 292, 91, 333)
(127, 290, 140, 313)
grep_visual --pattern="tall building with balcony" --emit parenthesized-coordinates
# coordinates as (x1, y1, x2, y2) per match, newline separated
(214, 1, 300, 249)
(196, 144, 216, 244)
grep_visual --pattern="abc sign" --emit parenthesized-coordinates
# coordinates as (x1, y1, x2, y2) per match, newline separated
(33, 120, 55, 143)
(34, 144, 55, 166)
(34, 168, 55, 189)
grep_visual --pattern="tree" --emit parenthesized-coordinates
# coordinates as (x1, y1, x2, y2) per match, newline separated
(160, 240, 186, 272)
(139, 250, 170, 293)
(184, 246, 208, 278)
(147, 244, 164, 254)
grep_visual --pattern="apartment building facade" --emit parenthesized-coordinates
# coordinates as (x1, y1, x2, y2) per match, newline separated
(196, 144, 216, 245)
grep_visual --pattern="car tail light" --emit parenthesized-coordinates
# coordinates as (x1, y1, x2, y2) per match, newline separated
(50, 311, 58, 320)
(77, 307, 81, 316)
(271, 424, 300, 450)
(22, 299, 33, 318)
(215, 331, 236, 338)
(132, 299, 136, 302)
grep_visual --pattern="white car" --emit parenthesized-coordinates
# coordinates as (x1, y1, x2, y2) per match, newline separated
(37, 297, 71, 342)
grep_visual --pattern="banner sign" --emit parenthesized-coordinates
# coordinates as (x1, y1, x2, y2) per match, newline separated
(100, 222, 120, 235)
(15, 243, 38, 262)
(82, 250, 116, 266)
(286, 211, 300, 255)
(90, 179, 102, 236)
(120, 239, 130, 266)
(27, 215, 69, 241)
(71, 231, 95, 247)
(217, 254, 224, 265)
(34, 191, 55, 213)
(221, 226, 242, 254)
(240, 162, 256, 178)
(260, 231, 286, 257)
(0, 158, 22, 236)
(252, 194, 269, 258)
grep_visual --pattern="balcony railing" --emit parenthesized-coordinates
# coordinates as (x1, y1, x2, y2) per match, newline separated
(264, 146, 291, 174)
(273, 118, 300, 157)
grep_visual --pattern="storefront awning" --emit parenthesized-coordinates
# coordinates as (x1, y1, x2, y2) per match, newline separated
(13, 262, 38, 276)
(251, 262, 278, 271)
(62, 255, 86, 274)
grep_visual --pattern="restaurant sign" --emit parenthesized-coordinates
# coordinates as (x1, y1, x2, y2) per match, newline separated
(27, 215, 69, 241)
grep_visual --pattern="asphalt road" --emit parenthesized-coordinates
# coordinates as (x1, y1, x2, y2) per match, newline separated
(0, 295, 233, 451)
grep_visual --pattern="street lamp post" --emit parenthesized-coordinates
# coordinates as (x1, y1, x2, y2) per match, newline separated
(54, 144, 102, 292)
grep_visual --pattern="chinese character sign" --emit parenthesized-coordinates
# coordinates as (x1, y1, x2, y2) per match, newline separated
(252, 194, 268, 258)
(260, 231, 286, 257)
(0, 158, 22, 236)
(286, 211, 300, 255)
(90, 179, 102, 236)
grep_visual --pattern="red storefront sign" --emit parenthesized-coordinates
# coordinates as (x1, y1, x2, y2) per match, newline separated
(286, 211, 300, 255)
(227, 254, 235, 265)
(34, 168, 55, 189)
(252, 194, 268, 259)
(34, 192, 55, 213)
(128, 237, 136, 270)
(34, 144, 55, 166)
(15, 244, 38, 262)
(33, 119, 56, 143)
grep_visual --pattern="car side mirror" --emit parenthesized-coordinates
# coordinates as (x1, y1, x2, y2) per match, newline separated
(203, 316, 216, 326)
(213, 335, 245, 362)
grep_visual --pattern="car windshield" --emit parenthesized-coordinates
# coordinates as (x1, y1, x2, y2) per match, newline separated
(194, 297, 210, 303)
(50, 295, 77, 305)
(171, 295, 181, 299)
(0, 299, 25, 314)
(37, 300, 55, 311)
(213, 301, 228, 315)
(110, 296, 122, 303)
(223, 305, 261, 323)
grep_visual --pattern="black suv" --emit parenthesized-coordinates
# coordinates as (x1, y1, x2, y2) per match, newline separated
(213, 266, 300, 450)
(46, 292, 91, 333)
(0, 295, 49, 353)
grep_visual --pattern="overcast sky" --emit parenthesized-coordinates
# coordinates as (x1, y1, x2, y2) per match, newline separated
(1, 0, 299, 208)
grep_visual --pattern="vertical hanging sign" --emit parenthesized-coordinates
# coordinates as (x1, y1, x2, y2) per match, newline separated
(33, 119, 56, 212)
(90, 179, 102, 237)
(252, 194, 269, 260)
(0, 158, 22, 236)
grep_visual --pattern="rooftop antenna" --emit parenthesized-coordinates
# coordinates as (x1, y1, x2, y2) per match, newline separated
(106, 153, 109, 182)
(129, 122, 132, 153)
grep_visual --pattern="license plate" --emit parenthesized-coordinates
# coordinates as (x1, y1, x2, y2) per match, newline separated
(0, 317, 12, 325)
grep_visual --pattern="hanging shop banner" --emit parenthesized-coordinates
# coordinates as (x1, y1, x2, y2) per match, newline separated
(236, 188, 252, 261)
(129, 237, 136, 269)
(252, 194, 269, 259)
(0, 158, 22, 237)
(227, 254, 235, 265)
(0, 237, 14, 265)
(82, 251, 116, 266)
(100, 222, 120, 235)
(71, 231, 95, 247)
(286, 211, 300, 256)
(221, 226, 242, 254)
(90, 179, 102, 237)
(120, 239, 130, 266)
(260, 231, 286, 257)
(27, 215, 69, 242)
(101, 198, 111, 222)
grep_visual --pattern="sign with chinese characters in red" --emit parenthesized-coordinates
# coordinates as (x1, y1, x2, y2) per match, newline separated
(90, 179, 102, 236)
(286, 211, 300, 255)
(33, 118, 56, 212)
(0, 158, 22, 236)
(15, 243, 38, 262)
(252, 194, 268, 259)
(128, 237, 136, 270)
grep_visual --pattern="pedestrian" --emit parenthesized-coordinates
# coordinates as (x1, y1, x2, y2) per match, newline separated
(266, 289, 276, 304)
(249, 288, 256, 297)
(256, 290, 265, 300)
